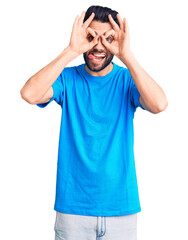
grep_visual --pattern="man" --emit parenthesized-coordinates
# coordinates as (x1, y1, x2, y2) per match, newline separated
(20, 5, 168, 240)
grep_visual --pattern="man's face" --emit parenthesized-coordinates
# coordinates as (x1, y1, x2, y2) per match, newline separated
(83, 20, 114, 72)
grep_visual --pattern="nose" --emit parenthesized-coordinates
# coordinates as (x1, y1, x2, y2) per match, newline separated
(93, 36, 105, 50)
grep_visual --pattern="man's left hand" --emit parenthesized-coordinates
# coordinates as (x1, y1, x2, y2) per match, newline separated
(101, 13, 132, 62)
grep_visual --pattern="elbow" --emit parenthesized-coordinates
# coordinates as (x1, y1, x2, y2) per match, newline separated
(20, 88, 36, 104)
(153, 98, 168, 114)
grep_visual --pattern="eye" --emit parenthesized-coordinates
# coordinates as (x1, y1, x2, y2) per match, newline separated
(106, 36, 113, 43)
(87, 34, 94, 41)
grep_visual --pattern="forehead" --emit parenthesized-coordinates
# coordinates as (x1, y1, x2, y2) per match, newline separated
(88, 20, 112, 35)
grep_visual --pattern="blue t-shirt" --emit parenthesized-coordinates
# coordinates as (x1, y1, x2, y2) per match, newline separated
(36, 62, 145, 216)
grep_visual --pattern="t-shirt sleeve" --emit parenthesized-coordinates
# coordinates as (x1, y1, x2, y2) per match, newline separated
(36, 70, 65, 108)
(128, 70, 145, 110)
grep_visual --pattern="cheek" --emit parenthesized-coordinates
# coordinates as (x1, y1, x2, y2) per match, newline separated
(106, 51, 113, 58)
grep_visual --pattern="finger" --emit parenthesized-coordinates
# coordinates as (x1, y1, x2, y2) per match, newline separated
(101, 35, 111, 50)
(89, 35, 99, 48)
(116, 13, 124, 30)
(87, 27, 96, 38)
(104, 29, 115, 38)
(123, 18, 129, 34)
(78, 10, 86, 25)
(123, 18, 126, 32)
(82, 12, 95, 29)
(108, 14, 120, 32)
(72, 15, 79, 30)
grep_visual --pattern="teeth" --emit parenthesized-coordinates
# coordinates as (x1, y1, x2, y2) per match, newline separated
(94, 54, 105, 57)
(93, 58, 103, 61)
(91, 53, 105, 57)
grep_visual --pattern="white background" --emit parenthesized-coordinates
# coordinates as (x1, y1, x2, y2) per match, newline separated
(0, 0, 188, 239)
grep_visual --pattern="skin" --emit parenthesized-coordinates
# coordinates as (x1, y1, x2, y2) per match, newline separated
(69, 11, 115, 76)
(83, 21, 114, 75)
(69, 11, 168, 113)
(21, 10, 168, 114)
(69, 11, 131, 76)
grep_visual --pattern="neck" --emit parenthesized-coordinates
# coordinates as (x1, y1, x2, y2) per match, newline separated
(85, 62, 113, 76)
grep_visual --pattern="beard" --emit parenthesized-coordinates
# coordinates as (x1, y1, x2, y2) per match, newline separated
(83, 50, 114, 72)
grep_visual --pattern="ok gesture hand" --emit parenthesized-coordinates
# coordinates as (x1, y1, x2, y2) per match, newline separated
(69, 11, 99, 56)
(101, 14, 131, 62)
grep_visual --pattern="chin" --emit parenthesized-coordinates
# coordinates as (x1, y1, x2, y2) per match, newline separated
(87, 64, 106, 72)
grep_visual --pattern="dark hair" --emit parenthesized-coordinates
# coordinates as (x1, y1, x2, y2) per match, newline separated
(83, 5, 120, 27)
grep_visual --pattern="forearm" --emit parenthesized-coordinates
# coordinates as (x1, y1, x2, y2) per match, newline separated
(121, 52, 168, 113)
(20, 46, 78, 103)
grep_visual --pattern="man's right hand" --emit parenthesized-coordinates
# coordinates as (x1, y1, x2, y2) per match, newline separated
(20, 11, 98, 105)
(68, 11, 99, 56)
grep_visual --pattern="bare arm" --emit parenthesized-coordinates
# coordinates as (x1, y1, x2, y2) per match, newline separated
(101, 14, 168, 114)
(20, 48, 78, 104)
(20, 11, 98, 105)
(123, 53, 168, 113)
